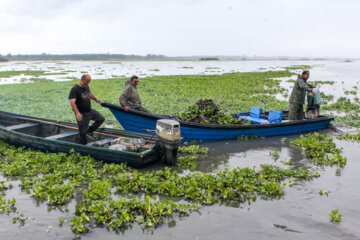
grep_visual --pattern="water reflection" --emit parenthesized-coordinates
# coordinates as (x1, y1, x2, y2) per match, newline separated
(195, 134, 308, 172)
(146, 133, 319, 174)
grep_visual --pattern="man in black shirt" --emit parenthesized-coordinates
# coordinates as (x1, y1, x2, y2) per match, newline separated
(68, 74, 105, 144)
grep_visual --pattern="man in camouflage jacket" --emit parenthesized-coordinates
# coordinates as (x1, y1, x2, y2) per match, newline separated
(119, 75, 150, 113)
(288, 70, 315, 120)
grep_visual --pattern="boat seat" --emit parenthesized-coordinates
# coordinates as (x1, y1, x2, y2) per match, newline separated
(5, 123, 40, 131)
(45, 131, 78, 140)
(92, 137, 115, 146)
(238, 108, 283, 124)
(267, 110, 283, 123)
(239, 107, 264, 124)
(250, 110, 284, 124)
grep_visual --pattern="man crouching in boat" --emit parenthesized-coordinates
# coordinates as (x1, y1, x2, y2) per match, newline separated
(288, 70, 316, 120)
(69, 74, 105, 145)
(119, 75, 150, 113)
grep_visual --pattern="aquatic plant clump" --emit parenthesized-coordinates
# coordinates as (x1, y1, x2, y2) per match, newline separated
(177, 155, 198, 170)
(335, 113, 360, 128)
(322, 97, 359, 112)
(269, 151, 280, 160)
(0, 145, 101, 205)
(0, 196, 16, 214)
(290, 133, 346, 166)
(0, 181, 12, 191)
(176, 99, 247, 125)
(0, 70, 47, 78)
(0, 140, 320, 234)
(178, 145, 208, 154)
(177, 145, 209, 170)
(285, 65, 312, 71)
(110, 165, 318, 205)
(329, 209, 342, 223)
(338, 133, 360, 142)
(74, 195, 200, 232)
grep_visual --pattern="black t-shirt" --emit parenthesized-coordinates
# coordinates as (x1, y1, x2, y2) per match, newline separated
(68, 84, 91, 113)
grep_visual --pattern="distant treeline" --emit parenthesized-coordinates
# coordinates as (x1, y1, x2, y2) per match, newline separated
(1, 53, 167, 61)
(0, 53, 342, 61)
(199, 57, 219, 61)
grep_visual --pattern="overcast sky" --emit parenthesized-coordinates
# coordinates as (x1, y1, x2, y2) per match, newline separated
(1, 0, 359, 58)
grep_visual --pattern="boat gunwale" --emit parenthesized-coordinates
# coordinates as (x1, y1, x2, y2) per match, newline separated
(0, 110, 157, 139)
(0, 111, 157, 157)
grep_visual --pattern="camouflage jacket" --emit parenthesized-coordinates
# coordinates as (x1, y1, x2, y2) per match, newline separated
(289, 75, 313, 105)
(119, 85, 142, 109)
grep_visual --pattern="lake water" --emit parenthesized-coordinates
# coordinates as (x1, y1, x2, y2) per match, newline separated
(1, 132, 359, 240)
(1, 59, 359, 100)
(0, 60, 359, 240)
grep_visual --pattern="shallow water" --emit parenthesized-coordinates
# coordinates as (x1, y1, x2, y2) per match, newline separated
(1, 60, 360, 239)
(1, 60, 359, 102)
(1, 131, 360, 240)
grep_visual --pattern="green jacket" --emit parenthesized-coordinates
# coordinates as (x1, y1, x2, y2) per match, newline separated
(289, 75, 313, 105)
(119, 85, 142, 109)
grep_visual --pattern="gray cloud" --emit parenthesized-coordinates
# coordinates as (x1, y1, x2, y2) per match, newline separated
(1, 0, 359, 58)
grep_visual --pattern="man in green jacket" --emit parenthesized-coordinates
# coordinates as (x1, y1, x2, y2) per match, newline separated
(119, 75, 150, 112)
(288, 70, 316, 120)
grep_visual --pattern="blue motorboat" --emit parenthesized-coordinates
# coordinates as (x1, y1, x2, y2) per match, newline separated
(101, 103, 334, 142)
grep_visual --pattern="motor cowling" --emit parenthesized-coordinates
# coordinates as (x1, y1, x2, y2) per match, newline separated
(156, 119, 181, 165)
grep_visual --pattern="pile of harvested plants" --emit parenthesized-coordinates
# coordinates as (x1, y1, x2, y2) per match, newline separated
(175, 99, 248, 125)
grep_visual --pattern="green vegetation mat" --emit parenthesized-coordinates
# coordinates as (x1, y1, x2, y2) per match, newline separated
(0, 131, 347, 233)
(0, 70, 293, 126)
(0, 139, 326, 233)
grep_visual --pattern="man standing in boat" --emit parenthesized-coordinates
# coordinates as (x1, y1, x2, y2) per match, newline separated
(69, 74, 105, 144)
(288, 70, 316, 120)
(119, 75, 150, 112)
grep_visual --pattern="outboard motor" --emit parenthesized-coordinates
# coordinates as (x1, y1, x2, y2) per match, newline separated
(156, 119, 181, 165)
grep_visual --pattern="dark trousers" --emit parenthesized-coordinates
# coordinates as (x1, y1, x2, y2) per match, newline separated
(77, 109, 105, 145)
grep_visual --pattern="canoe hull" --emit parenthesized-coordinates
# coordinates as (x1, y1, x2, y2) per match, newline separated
(0, 111, 161, 168)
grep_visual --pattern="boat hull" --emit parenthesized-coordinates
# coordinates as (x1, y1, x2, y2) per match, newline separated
(0, 111, 161, 168)
(102, 103, 334, 141)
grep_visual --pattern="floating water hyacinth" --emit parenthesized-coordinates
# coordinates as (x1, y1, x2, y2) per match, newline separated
(0, 140, 320, 234)
(329, 209, 342, 223)
(290, 133, 347, 166)
(0, 70, 293, 125)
